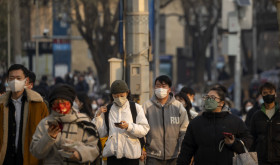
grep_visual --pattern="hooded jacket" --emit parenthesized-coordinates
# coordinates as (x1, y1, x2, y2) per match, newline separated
(0, 89, 49, 165)
(143, 94, 189, 160)
(92, 100, 149, 159)
(177, 108, 253, 165)
(30, 110, 100, 164)
(250, 102, 280, 163)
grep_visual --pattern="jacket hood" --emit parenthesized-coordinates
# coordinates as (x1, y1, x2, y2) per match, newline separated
(151, 93, 176, 108)
(0, 88, 43, 106)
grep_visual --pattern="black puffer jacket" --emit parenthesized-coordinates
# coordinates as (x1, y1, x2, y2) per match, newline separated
(177, 110, 252, 165)
(250, 102, 280, 164)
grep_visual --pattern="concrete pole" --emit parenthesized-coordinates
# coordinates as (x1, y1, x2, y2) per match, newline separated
(252, 5, 257, 77)
(274, 0, 280, 48)
(7, 0, 11, 67)
(154, 0, 160, 79)
(234, 26, 242, 111)
(125, 0, 150, 104)
(212, 26, 218, 83)
(11, 0, 22, 64)
(35, 0, 39, 75)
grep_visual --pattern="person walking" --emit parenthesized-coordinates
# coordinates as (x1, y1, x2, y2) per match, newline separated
(175, 92, 198, 121)
(250, 82, 280, 165)
(177, 87, 252, 165)
(30, 84, 100, 164)
(93, 80, 150, 165)
(143, 75, 189, 165)
(0, 64, 49, 165)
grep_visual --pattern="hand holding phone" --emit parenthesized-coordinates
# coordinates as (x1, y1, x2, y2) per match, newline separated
(48, 120, 59, 127)
(223, 132, 233, 139)
(114, 122, 122, 126)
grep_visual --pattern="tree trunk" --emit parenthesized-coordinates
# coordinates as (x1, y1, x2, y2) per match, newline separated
(11, 0, 22, 64)
(193, 35, 207, 84)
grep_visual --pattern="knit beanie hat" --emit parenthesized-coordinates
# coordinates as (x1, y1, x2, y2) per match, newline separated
(48, 84, 76, 105)
(111, 80, 129, 94)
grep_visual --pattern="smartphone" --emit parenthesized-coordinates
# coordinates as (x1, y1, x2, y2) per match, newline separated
(48, 120, 59, 127)
(223, 132, 233, 139)
(114, 122, 122, 126)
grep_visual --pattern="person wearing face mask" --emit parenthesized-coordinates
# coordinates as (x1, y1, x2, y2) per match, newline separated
(177, 87, 252, 165)
(245, 93, 263, 129)
(180, 86, 201, 113)
(250, 82, 280, 164)
(0, 64, 49, 165)
(30, 84, 101, 164)
(92, 80, 150, 165)
(240, 99, 255, 121)
(142, 75, 189, 165)
(75, 92, 94, 119)
(175, 92, 198, 121)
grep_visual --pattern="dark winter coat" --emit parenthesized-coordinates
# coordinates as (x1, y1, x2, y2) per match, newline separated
(250, 102, 280, 164)
(245, 103, 260, 129)
(177, 110, 252, 165)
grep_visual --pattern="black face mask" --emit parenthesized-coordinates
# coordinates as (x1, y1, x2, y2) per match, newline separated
(263, 94, 275, 104)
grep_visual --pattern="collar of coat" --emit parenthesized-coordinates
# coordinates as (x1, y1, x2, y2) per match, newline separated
(260, 102, 279, 114)
(151, 93, 176, 108)
(202, 110, 230, 118)
(0, 89, 43, 107)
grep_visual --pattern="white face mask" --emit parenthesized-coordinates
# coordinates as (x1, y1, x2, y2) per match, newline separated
(8, 79, 26, 92)
(91, 104, 98, 110)
(73, 101, 79, 110)
(155, 88, 168, 99)
(245, 105, 253, 112)
(114, 96, 127, 107)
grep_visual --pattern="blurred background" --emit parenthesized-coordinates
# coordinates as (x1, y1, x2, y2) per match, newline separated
(0, 0, 279, 109)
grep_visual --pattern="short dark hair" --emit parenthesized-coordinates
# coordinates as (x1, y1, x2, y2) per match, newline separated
(259, 82, 276, 94)
(181, 87, 195, 95)
(7, 64, 29, 77)
(209, 87, 226, 101)
(175, 92, 192, 111)
(155, 75, 172, 87)
(28, 71, 36, 84)
(214, 84, 228, 96)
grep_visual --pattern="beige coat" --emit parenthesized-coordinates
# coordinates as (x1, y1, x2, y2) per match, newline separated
(30, 110, 100, 165)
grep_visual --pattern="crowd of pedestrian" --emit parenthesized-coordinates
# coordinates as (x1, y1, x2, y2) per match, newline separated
(0, 64, 279, 165)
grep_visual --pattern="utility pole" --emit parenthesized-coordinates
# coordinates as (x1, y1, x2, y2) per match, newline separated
(35, 0, 40, 75)
(125, 0, 150, 104)
(11, 0, 22, 64)
(154, 0, 160, 78)
(252, 4, 257, 77)
(7, 0, 11, 67)
(274, 0, 280, 48)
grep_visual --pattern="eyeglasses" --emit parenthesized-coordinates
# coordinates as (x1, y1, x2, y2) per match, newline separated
(202, 95, 220, 100)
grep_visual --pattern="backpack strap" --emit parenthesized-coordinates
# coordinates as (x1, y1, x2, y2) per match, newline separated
(105, 103, 113, 134)
(129, 101, 137, 123)
(129, 101, 145, 148)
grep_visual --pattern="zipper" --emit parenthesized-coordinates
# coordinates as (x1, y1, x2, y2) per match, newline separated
(162, 106, 165, 160)
(267, 119, 272, 160)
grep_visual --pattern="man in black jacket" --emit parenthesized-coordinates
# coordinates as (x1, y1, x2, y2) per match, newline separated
(250, 82, 280, 165)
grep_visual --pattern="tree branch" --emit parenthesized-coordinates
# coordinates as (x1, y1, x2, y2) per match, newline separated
(160, 0, 174, 8)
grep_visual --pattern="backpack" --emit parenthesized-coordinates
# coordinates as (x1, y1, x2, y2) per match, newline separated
(104, 101, 145, 148)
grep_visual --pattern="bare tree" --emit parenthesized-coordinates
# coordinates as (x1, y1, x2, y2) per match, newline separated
(57, 0, 120, 85)
(181, 0, 222, 84)
(0, 0, 8, 71)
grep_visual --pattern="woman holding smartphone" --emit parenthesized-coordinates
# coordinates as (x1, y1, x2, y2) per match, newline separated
(30, 84, 100, 164)
(177, 86, 253, 165)
(92, 80, 150, 165)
